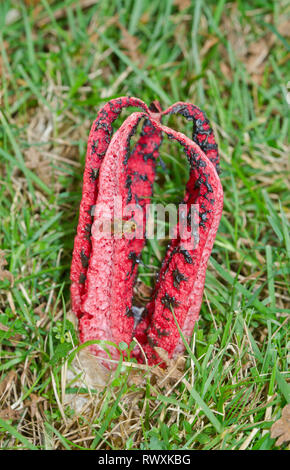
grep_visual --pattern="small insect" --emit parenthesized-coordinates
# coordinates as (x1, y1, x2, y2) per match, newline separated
(90, 168, 99, 181)
(139, 173, 148, 182)
(194, 176, 204, 189)
(172, 268, 188, 288)
(128, 251, 141, 268)
(161, 293, 179, 310)
(179, 249, 193, 264)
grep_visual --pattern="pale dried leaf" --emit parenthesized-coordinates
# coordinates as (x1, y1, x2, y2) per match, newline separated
(0, 322, 22, 344)
(0, 322, 9, 332)
(0, 370, 17, 395)
(220, 62, 233, 81)
(24, 148, 52, 186)
(134, 280, 153, 303)
(277, 20, 290, 38)
(271, 404, 290, 446)
(34, 302, 46, 318)
(140, 12, 150, 25)
(152, 348, 185, 388)
(0, 250, 14, 286)
(25, 393, 45, 420)
(154, 347, 171, 366)
(174, 0, 191, 11)
(127, 370, 146, 387)
(64, 349, 112, 414)
(66, 310, 78, 330)
(200, 37, 219, 57)
(0, 406, 20, 421)
(246, 34, 275, 76)
(77, 349, 112, 388)
(36, 0, 97, 27)
(5, 9, 21, 26)
(118, 22, 145, 66)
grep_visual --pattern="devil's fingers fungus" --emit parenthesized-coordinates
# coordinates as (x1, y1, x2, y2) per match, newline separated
(70, 97, 223, 367)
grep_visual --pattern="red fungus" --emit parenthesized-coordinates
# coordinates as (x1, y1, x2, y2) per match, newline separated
(70, 97, 223, 367)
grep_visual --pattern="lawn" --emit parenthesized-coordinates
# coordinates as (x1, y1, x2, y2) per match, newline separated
(0, 0, 289, 450)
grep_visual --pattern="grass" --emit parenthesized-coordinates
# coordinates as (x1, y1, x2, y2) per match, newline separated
(0, 0, 289, 450)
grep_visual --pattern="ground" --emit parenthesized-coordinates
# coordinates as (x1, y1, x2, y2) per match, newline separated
(0, 0, 289, 450)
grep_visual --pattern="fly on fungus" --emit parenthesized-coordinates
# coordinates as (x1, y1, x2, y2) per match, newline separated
(70, 97, 223, 367)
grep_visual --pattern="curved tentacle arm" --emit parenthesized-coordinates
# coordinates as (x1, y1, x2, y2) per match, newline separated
(78, 112, 158, 362)
(162, 102, 220, 174)
(133, 119, 223, 365)
(70, 98, 162, 318)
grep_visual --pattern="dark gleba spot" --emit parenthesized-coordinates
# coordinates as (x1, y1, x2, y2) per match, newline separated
(80, 250, 89, 268)
(126, 251, 141, 277)
(156, 328, 170, 338)
(126, 186, 132, 204)
(147, 335, 157, 348)
(199, 209, 212, 228)
(125, 175, 132, 188)
(139, 174, 148, 182)
(91, 139, 99, 155)
(79, 273, 86, 284)
(84, 223, 92, 240)
(125, 306, 134, 318)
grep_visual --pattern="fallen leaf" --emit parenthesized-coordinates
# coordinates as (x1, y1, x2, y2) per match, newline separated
(200, 37, 219, 57)
(64, 349, 112, 414)
(154, 347, 172, 366)
(118, 22, 145, 66)
(0, 322, 22, 344)
(34, 302, 46, 318)
(271, 404, 290, 447)
(219, 6, 280, 84)
(134, 280, 153, 303)
(127, 371, 146, 387)
(152, 348, 186, 387)
(25, 393, 45, 421)
(277, 19, 290, 38)
(140, 12, 150, 25)
(0, 370, 17, 395)
(5, 9, 21, 26)
(0, 406, 20, 421)
(0, 251, 14, 286)
(36, 0, 97, 27)
(174, 0, 191, 11)
(23, 0, 39, 5)
(127, 350, 185, 392)
(246, 34, 275, 82)
(24, 147, 52, 187)
(220, 62, 233, 81)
